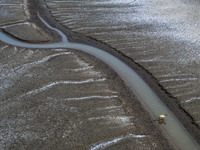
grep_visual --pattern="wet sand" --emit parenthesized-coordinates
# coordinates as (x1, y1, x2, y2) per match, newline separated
(0, 1, 175, 148)
(33, 0, 200, 144)
(1, 0, 200, 149)
(43, 0, 200, 127)
(0, 0, 57, 43)
(0, 42, 173, 149)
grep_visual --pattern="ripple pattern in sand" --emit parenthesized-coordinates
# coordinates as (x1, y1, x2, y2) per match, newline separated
(0, 43, 158, 149)
(0, 0, 29, 26)
(0, 0, 52, 42)
(44, 0, 200, 126)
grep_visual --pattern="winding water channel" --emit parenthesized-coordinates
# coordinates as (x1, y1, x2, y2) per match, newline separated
(0, 14, 200, 150)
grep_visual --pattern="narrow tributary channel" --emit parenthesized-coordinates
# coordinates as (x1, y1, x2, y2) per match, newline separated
(0, 14, 199, 150)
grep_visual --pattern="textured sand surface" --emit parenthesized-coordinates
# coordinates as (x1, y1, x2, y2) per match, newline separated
(0, 43, 173, 149)
(3, 0, 200, 149)
(44, 0, 200, 126)
(0, 0, 52, 42)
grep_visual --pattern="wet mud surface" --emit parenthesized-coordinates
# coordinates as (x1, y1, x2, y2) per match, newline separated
(44, 0, 200, 126)
(1, 0, 199, 149)
(0, 43, 173, 149)
(0, 0, 53, 43)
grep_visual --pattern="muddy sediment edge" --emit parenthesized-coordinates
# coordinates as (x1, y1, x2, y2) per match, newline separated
(75, 50, 175, 150)
(27, 0, 62, 43)
(30, 0, 200, 146)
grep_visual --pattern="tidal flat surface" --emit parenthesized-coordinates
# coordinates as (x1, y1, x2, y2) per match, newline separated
(0, 0, 52, 43)
(45, 0, 200, 126)
(0, 43, 172, 149)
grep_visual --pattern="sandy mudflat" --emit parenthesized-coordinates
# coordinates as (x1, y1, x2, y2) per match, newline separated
(1, 0, 200, 149)
(0, 43, 174, 149)
(43, 0, 200, 127)
(33, 0, 200, 144)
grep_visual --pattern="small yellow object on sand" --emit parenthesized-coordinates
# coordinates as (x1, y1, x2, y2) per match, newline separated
(157, 114, 168, 125)
(159, 114, 167, 119)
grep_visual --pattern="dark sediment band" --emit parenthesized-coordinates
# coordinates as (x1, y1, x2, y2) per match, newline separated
(31, 0, 200, 145)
